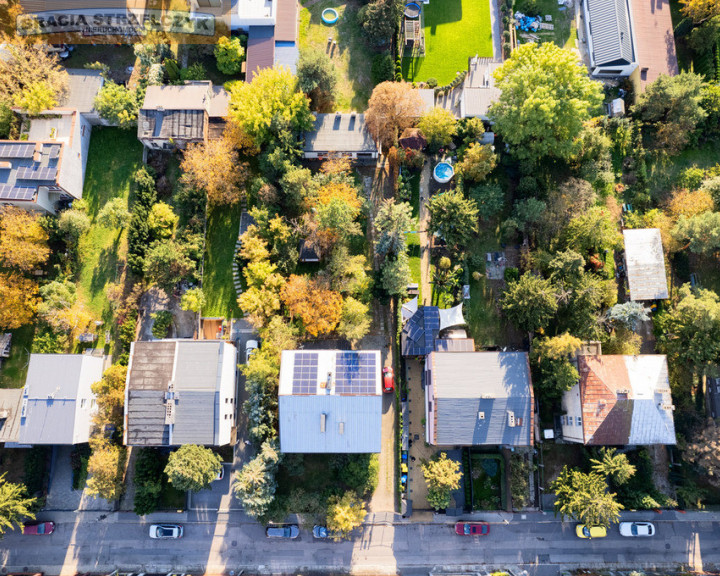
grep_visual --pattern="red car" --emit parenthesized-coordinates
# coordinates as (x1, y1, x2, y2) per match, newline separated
(382, 366, 395, 393)
(23, 521, 55, 535)
(455, 522, 489, 536)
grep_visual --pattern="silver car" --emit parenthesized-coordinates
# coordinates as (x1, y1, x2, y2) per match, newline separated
(266, 524, 299, 539)
(619, 521, 655, 537)
(149, 524, 183, 539)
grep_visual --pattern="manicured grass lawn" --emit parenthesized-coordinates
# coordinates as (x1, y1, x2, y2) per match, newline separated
(0, 325, 35, 389)
(403, 0, 493, 85)
(203, 204, 241, 318)
(76, 128, 144, 321)
(299, 0, 375, 111)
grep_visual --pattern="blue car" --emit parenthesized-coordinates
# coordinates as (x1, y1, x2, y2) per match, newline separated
(313, 525, 329, 539)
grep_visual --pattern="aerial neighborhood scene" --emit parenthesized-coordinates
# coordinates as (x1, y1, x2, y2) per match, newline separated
(2, 0, 720, 573)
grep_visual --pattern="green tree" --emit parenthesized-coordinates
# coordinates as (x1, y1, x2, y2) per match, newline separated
(501, 272, 558, 333)
(148, 202, 178, 240)
(297, 48, 337, 103)
(97, 197, 130, 229)
(374, 199, 414, 257)
(457, 143, 497, 182)
(13, 81, 56, 115)
(180, 287, 206, 313)
(328, 246, 370, 296)
(337, 296, 372, 343)
(358, 0, 402, 45)
(563, 206, 621, 256)
(531, 333, 582, 403)
(143, 240, 196, 293)
(417, 107, 457, 152)
(214, 36, 245, 75)
(0, 474, 36, 536)
(228, 67, 313, 148)
(470, 182, 505, 220)
(86, 441, 126, 502)
(233, 440, 280, 518)
(633, 72, 706, 153)
(427, 189, 479, 254)
(0, 103, 13, 139)
(590, 448, 636, 486)
(94, 81, 140, 129)
(326, 491, 367, 540)
(490, 43, 603, 163)
(381, 251, 412, 297)
(165, 444, 222, 492)
(673, 211, 720, 255)
(58, 208, 90, 244)
(133, 448, 164, 516)
(551, 466, 623, 527)
(422, 452, 463, 511)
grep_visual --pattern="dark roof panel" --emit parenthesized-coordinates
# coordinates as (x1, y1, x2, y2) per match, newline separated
(246, 26, 276, 82)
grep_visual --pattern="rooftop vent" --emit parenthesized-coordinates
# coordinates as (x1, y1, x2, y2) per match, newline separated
(507, 410, 516, 428)
(320, 412, 326, 433)
(338, 422, 345, 435)
(477, 411, 485, 420)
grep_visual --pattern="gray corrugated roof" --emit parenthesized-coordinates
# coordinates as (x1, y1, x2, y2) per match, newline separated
(623, 229, 668, 301)
(435, 338, 475, 352)
(126, 389, 168, 446)
(303, 114, 377, 154)
(138, 108, 205, 142)
(279, 395, 381, 453)
(429, 351, 533, 446)
(172, 390, 217, 445)
(462, 86, 502, 118)
(59, 69, 104, 113)
(586, 0, 634, 67)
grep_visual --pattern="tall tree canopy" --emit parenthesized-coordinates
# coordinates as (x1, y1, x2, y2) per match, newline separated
(0, 272, 39, 329)
(165, 444, 222, 492)
(181, 137, 248, 206)
(489, 43, 603, 163)
(422, 452, 463, 511)
(281, 275, 343, 337)
(0, 474, 36, 536)
(501, 272, 559, 333)
(0, 207, 50, 271)
(417, 107, 457, 152)
(0, 40, 68, 108)
(365, 81, 425, 150)
(551, 466, 623, 527)
(426, 189, 479, 254)
(326, 491, 367, 540)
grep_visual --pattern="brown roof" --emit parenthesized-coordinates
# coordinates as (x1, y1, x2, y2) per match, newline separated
(275, 0, 298, 42)
(399, 128, 427, 150)
(579, 355, 626, 443)
(246, 26, 276, 82)
(630, 0, 679, 89)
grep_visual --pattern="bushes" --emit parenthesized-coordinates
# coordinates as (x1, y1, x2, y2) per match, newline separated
(433, 70, 467, 95)
(510, 454, 530, 509)
(71, 444, 92, 491)
(24, 446, 50, 496)
(127, 166, 158, 274)
(151, 310, 173, 339)
(371, 53, 394, 85)
(331, 453, 379, 497)
(133, 448, 166, 516)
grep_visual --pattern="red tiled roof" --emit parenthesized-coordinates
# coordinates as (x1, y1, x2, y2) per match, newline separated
(579, 356, 631, 443)
(631, 0, 679, 89)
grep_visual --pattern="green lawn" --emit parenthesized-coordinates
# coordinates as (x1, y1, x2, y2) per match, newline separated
(0, 325, 35, 389)
(403, 0, 493, 85)
(76, 129, 144, 321)
(299, 0, 375, 111)
(203, 204, 241, 318)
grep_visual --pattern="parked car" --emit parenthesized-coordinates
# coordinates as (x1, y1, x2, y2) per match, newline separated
(246, 339, 259, 363)
(313, 525, 329, 539)
(619, 522, 655, 537)
(382, 366, 395, 393)
(455, 522, 490, 536)
(266, 524, 299, 539)
(575, 524, 607, 539)
(23, 521, 55, 535)
(149, 524, 183, 539)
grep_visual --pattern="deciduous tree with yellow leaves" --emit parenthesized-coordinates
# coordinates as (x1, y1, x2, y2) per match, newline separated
(281, 275, 343, 337)
(181, 136, 248, 206)
(0, 207, 50, 272)
(0, 272, 39, 329)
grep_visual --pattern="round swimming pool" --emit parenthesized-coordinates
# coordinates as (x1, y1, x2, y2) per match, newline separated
(404, 2, 421, 18)
(433, 161, 455, 183)
(321, 8, 339, 24)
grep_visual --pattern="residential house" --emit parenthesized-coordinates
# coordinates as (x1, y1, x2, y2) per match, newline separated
(123, 340, 237, 447)
(424, 351, 534, 447)
(278, 350, 382, 453)
(401, 301, 468, 357)
(13, 354, 105, 446)
(623, 228, 669, 301)
(303, 113, 378, 161)
(561, 354, 676, 445)
(137, 80, 229, 150)
(0, 389, 23, 444)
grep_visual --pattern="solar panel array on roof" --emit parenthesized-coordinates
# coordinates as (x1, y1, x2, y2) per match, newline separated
(0, 185, 36, 200)
(0, 143, 35, 159)
(48, 145, 61, 159)
(292, 352, 318, 395)
(335, 352, 377, 395)
(15, 166, 58, 181)
(402, 306, 441, 356)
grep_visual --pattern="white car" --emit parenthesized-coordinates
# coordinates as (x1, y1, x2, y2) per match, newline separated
(149, 524, 183, 539)
(245, 339, 259, 363)
(619, 521, 655, 537)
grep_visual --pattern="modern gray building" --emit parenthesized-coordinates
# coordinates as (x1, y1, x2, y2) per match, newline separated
(581, 0, 638, 77)
(424, 351, 534, 447)
(303, 113, 378, 161)
(278, 350, 382, 453)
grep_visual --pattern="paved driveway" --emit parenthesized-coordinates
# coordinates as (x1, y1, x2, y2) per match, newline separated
(45, 446, 113, 512)
(188, 464, 241, 512)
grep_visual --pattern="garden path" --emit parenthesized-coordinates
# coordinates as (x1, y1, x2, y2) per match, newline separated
(418, 161, 432, 305)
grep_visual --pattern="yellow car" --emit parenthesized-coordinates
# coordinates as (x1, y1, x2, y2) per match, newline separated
(576, 524, 607, 539)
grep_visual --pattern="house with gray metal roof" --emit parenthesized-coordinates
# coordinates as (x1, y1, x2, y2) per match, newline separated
(424, 351, 534, 447)
(13, 354, 105, 446)
(137, 81, 229, 151)
(581, 0, 638, 77)
(278, 350, 382, 453)
(623, 228, 668, 301)
(303, 113, 378, 161)
(123, 340, 237, 447)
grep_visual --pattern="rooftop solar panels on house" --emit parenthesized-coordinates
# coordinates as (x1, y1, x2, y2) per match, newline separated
(0, 143, 35, 159)
(292, 352, 319, 395)
(15, 166, 58, 181)
(401, 306, 441, 356)
(48, 145, 61, 159)
(0, 185, 36, 201)
(335, 352, 377, 395)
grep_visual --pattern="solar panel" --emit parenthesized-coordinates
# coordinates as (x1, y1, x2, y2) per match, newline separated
(0, 143, 35, 159)
(15, 166, 57, 181)
(292, 352, 318, 395)
(48, 145, 61, 159)
(0, 185, 36, 201)
(335, 352, 377, 395)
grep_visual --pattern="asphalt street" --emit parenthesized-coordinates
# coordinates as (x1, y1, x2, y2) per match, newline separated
(2, 511, 719, 575)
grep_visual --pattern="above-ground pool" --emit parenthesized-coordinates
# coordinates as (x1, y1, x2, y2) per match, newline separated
(404, 2, 421, 18)
(433, 161, 455, 183)
(321, 8, 339, 24)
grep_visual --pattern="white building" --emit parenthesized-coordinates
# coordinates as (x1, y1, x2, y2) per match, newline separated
(623, 228, 669, 301)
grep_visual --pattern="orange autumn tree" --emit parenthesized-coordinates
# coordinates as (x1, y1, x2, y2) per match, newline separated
(181, 136, 248, 206)
(281, 275, 343, 337)
(0, 272, 39, 329)
(0, 207, 50, 272)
